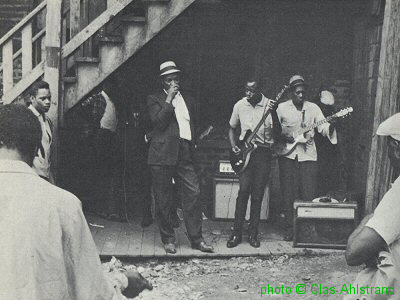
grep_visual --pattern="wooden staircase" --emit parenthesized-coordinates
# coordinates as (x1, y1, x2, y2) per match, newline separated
(0, 0, 195, 181)
(0, 0, 195, 113)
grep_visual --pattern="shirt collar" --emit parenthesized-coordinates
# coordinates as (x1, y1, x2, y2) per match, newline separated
(163, 89, 182, 98)
(100, 90, 110, 102)
(244, 94, 268, 107)
(28, 104, 41, 118)
(289, 99, 310, 109)
(0, 159, 38, 176)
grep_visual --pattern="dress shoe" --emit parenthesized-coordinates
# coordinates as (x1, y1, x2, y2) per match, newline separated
(141, 214, 153, 228)
(164, 243, 176, 254)
(192, 241, 214, 253)
(226, 235, 242, 248)
(248, 235, 260, 248)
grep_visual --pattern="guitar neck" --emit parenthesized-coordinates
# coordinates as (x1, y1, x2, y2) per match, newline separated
(245, 86, 288, 144)
(246, 107, 271, 142)
(302, 114, 335, 134)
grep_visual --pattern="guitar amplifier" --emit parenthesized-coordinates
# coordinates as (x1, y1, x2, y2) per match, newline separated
(212, 176, 270, 221)
(216, 160, 237, 178)
(293, 201, 358, 249)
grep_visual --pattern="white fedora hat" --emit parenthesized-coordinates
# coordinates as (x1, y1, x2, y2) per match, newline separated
(159, 61, 181, 76)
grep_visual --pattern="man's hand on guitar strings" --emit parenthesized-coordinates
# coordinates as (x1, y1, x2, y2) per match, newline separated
(267, 99, 277, 110)
(282, 134, 295, 144)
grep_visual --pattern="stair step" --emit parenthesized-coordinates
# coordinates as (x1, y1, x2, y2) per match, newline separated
(63, 76, 77, 83)
(120, 15, 146, 23)
(75, 57, 100, 63)
(141, 0, 170, 2)
(98, 35, 124, 44)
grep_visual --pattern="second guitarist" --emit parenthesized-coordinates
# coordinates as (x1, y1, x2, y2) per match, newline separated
(275, 75, 337, 241)
(227, 78, 280, 248)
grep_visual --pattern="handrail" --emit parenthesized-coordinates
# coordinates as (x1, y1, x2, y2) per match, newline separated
(0, 28, 45, 73)
(0, 1, 47, 46)
(62, 0, 134, 58)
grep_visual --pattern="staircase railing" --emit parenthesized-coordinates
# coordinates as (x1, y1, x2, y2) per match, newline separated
(0, 1, 47, 104)
(0, 0, 135, 105)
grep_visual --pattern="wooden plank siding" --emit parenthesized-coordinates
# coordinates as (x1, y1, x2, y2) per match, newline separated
(365, 0, 400, 213)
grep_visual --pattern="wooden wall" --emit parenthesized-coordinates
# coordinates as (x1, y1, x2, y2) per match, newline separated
(350, 0, 385, 212)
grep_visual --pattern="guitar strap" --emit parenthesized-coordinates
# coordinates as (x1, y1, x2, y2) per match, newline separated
(263, 99, 268, 145)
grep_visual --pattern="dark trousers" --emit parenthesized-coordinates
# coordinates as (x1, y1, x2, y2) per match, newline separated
(233, 148, 272, 237)
(94, 128, 119, 215)
(150, 140, 202, 245)
(278, 156, 318, 227)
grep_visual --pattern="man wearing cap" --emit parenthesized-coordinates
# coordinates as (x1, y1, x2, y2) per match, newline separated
(146, 61, 213, 254)
(276, 75, 337, 240)
(345, 113, 400, 297)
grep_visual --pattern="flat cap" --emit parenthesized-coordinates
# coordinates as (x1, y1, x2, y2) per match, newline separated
(376, 113, 400, 141)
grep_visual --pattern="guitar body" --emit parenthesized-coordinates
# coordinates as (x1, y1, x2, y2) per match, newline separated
(229, 130, 256, 174)
(273, 133, 308, 157)
(229, 85, 291, 174)
(273, 106, 354, 157)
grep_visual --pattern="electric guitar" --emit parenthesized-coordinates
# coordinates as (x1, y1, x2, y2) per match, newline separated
(229, 85, 289, 174)
(273, 106, 353, 157)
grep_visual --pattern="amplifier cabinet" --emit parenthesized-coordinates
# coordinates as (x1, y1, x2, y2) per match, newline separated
(213, 176, 269, 221)
(293, 201, 358, 249)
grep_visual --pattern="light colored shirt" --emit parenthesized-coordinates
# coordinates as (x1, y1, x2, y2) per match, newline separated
(28, 105, 52, 179)
(0, 159, 126, 300)
(100, 91, 118, 132)
(276, 100, 337, 161)
(229, 94, 274, 145)
(366, 176, 400, 270)
(165, 90, 192, 141)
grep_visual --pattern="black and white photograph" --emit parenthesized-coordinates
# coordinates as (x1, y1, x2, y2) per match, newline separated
(1, 0, 400, 299)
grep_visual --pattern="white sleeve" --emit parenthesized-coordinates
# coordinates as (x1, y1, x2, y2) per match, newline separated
(229, 103, 240, 128)
(315, 105, 337, 144)
(366, 181, 400, 246)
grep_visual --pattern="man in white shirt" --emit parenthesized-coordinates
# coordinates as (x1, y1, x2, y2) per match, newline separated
(146, 61, 213, 254)
(0, 104, 152, 299)
(276, 75, 337, 240)
(346, 113, 400, 278)
(28, 80, 53, 181)
(227, 79, 277, 248)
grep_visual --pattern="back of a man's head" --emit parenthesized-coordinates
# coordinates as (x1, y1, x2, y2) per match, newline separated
(0, 104, 42, 166)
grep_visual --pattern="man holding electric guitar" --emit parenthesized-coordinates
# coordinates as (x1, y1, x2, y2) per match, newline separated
(275, 75, 339, 241)
(227, 79, 282, 248)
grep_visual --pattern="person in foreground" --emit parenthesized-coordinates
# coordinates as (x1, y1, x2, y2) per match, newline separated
(345, 113, 400, 299)
(0, 104, 152, 299)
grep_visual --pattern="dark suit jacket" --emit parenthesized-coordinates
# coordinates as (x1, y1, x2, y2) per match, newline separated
(147, 91, 199, 165)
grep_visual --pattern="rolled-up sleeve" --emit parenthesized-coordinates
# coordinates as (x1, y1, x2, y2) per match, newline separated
(366, 180, 400, 246)
(229, 103, 240, 128)
(315, 105, 337, 144)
